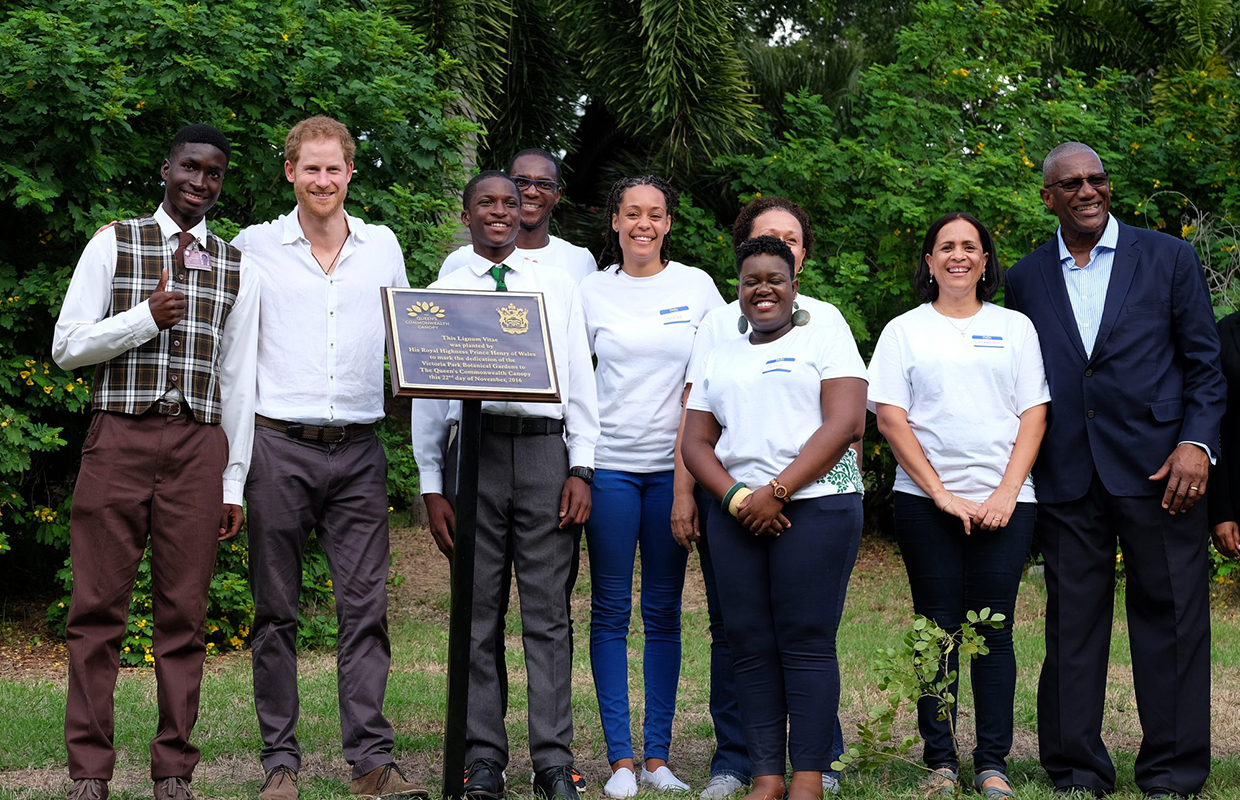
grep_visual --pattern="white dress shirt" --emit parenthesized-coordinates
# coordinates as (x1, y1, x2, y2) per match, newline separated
(439, 235, 598, 283)
(232, 208, 409, 427)
(411, 250, 600, 495)
(52, 204, 260, 504)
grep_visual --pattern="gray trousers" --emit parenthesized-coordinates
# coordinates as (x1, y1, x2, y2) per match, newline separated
(456, 428, 576, 771)
(245, 426, 395, 779)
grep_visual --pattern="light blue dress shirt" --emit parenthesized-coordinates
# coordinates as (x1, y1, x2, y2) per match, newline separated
(1057, 213, 1118, 357)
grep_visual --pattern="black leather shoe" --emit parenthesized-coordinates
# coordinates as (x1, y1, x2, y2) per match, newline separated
(533, 766, 578, 800)
(464, 759, 504, 799)
(1054, 788, 1105, 799)
(1145, 790, 1187, 799)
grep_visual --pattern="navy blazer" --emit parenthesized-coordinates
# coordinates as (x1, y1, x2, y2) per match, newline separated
(1005, 220, 1225, 504)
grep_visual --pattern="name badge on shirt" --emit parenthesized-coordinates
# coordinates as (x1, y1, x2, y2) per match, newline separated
(971, 334, 1003, 348)
(183, 248, 212, 271)
(660, 305, 691, 325)
(763, 357, 795, 374)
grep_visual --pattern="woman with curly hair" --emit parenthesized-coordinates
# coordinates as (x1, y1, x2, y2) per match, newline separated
(579, 176, 725, 797)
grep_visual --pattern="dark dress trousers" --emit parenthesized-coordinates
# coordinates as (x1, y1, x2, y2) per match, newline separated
(1208, 311, 1240, 528)
(1005, 220, 1225, 796)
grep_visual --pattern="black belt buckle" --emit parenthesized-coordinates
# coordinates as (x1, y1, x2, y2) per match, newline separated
(286, 423, 304, 439)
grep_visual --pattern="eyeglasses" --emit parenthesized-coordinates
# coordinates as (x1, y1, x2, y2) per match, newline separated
(512, 176, 560, 193)
(1044, 173, 1109, 192)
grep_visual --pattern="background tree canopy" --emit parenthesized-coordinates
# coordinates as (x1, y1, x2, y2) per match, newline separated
(1, 0, 1238, 654)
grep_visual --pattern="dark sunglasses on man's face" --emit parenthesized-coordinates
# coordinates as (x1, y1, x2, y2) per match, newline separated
(1044, 173, 1109, 192)
(512, 176, 560, 193)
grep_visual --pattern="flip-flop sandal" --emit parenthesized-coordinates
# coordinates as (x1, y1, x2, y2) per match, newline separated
(973, 769, 1015, 799)
(921, 767, 958, 798)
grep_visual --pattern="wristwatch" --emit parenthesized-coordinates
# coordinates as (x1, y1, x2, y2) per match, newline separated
(569, 466, 595, 485)
(768, 478, 791, 502)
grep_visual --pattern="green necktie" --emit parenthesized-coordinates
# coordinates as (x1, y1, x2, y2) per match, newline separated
(490, 264, 511, 291)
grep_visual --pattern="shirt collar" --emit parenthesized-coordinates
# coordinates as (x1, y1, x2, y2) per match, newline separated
(154, 204, 208, 245)
(466, 248, 525, 277)
(1056, 213, 1118, 267)
(279, 206, 369, 245)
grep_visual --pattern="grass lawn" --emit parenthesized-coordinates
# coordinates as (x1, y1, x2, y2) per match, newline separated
(3, 516, 1240, 799)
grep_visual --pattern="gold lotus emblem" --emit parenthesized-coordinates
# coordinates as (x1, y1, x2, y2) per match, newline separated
(407, 301, 446, 319)
(497, 302, 529, 335)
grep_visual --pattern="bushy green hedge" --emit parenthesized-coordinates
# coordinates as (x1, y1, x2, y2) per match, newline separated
(0, 0, 474, 660)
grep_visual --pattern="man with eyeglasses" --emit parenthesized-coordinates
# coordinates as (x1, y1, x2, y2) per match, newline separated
(1005, 141, 1224, 800)
(438, 148, 597, 283)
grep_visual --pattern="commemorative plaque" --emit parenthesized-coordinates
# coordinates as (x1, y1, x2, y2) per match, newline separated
(383, 287, 560, 402)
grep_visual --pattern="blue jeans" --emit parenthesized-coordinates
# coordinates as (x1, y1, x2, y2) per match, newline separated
(587, 469, 687, 763)
(892, 492, 1035, 772)
(695, 487, 844, 782)
(706, 493, 862, 775)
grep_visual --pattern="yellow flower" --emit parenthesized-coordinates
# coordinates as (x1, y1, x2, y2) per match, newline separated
(136, 100, 145, 110)
(124, 646, 130, 652)
(136, 618, 146, 628)
(1183, 224, 1195, 238)
(229, 636, 243, 648)
(1130, 142, 1140, 151)
(66, 384, 74, 392)
(282, 33, 289, 41)
(326, 579, 334, 588)
(43, 385, 52, 394)
(19, 371, 29, 379)
(145, 653, 155, 663)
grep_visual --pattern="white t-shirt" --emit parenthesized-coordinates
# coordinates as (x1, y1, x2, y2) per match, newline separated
(866, 302, 1051, 503)
(686, 294, 854, 387)
(687, 324, 868, 500)
(580, 261, 725, 472)
(438, 235, 597, 283)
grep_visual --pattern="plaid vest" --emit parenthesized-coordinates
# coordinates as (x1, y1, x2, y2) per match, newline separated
(92, 216, 242, 423)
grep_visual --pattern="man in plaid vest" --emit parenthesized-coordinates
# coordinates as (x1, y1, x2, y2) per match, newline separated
(52, 124, 260, 800)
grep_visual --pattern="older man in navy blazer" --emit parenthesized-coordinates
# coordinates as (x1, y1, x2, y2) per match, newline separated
(1005, 142, 1225, 799)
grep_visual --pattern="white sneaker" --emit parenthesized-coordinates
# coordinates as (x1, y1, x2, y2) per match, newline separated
(699, 774, 745, 799)
(822, 774, 840, 794)
(604, 768, 639, 799)
(641, 766, 691, 792)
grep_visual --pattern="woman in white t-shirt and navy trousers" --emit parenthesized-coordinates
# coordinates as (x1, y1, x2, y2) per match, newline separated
(683, 236, 868, 800)
(867, 213, 1049, 800)
(579, 176, 725, 798)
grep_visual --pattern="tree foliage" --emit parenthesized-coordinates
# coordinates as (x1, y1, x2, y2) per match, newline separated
(0, 0, 474, 656)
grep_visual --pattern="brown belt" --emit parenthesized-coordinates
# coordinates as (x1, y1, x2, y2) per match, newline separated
(255, 414, 374, 443)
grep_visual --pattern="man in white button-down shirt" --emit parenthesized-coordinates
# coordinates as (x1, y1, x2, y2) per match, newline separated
(232, 117, 424, 800)
(411, 171, 599, 800)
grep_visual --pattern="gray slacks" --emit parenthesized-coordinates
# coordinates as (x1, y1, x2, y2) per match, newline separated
(245, 426, 395, 779)
(457, 428, 576, 771)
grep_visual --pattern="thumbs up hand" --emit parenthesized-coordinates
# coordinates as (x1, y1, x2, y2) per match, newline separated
(149, 268, 187, 329)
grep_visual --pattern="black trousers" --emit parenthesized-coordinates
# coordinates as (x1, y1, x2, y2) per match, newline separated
(1037, 471, 1210, 795)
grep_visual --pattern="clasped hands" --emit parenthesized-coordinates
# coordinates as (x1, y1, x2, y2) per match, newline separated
(935, 485, 1018, 534)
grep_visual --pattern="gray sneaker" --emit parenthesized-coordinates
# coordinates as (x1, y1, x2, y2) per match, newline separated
(699, 775, 745, 800)
(822, 774, 840, 795)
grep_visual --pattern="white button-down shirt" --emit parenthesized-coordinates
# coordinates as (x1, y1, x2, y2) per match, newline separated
(411, 250, 600, 495)
(52, 204, 260, 504)
(232, 207, 409, 427)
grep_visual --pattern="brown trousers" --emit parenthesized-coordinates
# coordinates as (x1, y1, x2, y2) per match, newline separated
(65, 410, 226, 781)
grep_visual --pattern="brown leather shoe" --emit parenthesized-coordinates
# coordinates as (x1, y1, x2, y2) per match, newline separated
(67, 779, 108, 800)
(154, 777, 194, 800)
(259, 766, 299, 800)
(349, 763, 429, 799)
